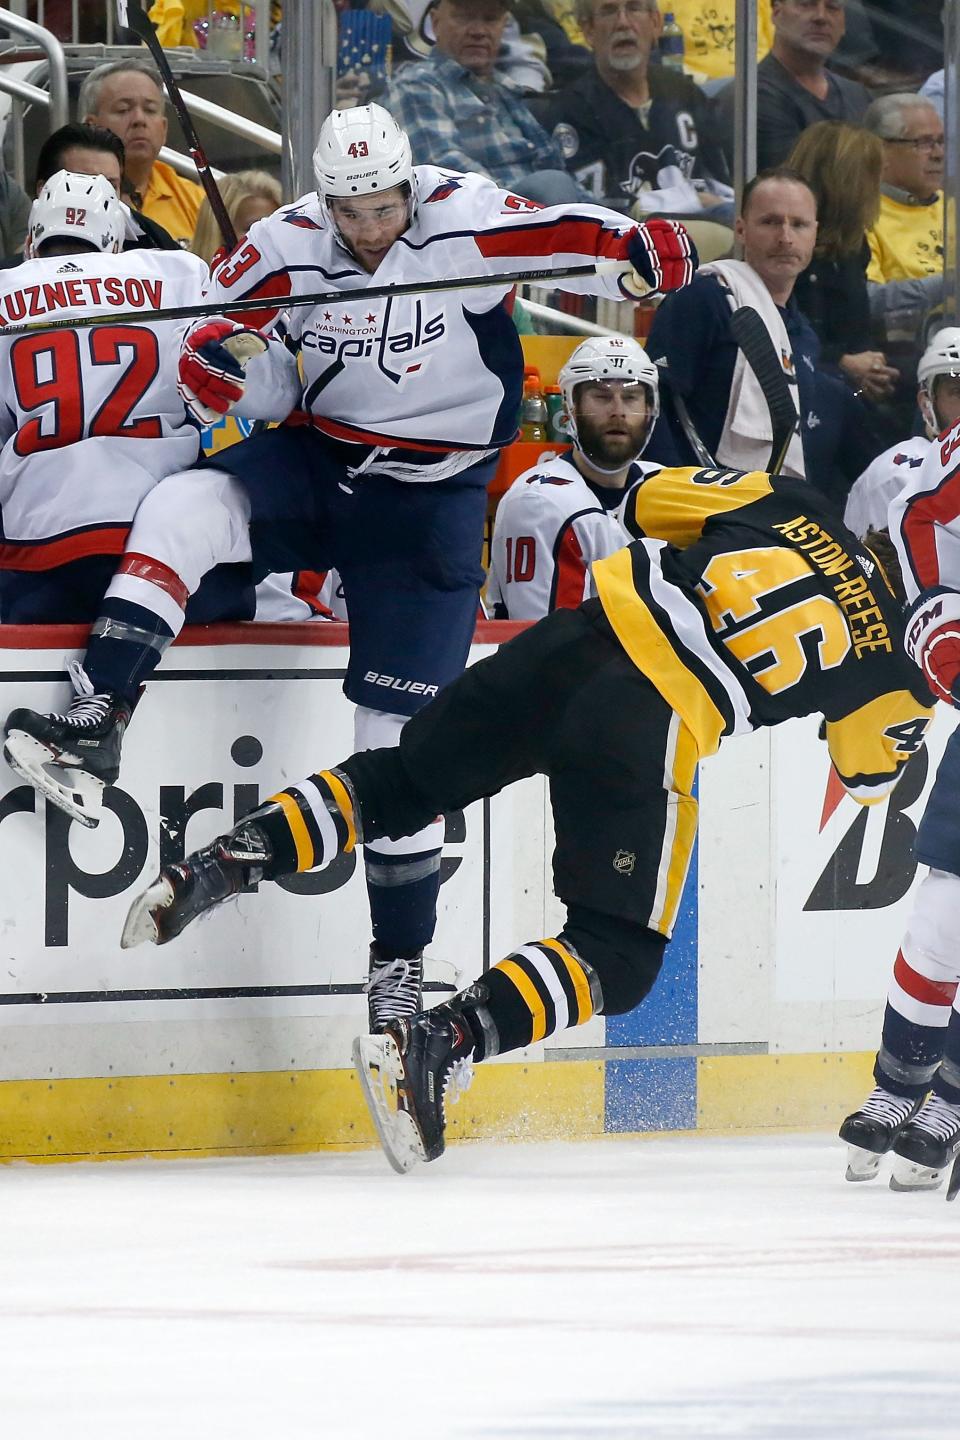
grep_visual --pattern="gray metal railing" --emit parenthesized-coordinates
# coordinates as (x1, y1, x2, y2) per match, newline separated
(6, 0, 272, 68)
(0, 5, 67, 128)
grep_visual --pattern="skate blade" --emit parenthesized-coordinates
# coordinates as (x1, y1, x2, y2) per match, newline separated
(889, 1156, 945, 1192)
(3, 731, 103, 828)
(352, 1033, 425, 1175)
(844, 1143, 882, 1182)
(120, 875, 174, 949)
(947, 1155, 960, 1203)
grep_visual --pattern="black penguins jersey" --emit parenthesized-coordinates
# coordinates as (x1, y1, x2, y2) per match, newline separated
(592, 465, 933, 802)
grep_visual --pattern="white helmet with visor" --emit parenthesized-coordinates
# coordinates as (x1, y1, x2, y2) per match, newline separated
(558, 335, 660, 463)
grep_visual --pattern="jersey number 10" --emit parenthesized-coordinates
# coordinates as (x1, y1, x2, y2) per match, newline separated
(11, 325, 162, 456)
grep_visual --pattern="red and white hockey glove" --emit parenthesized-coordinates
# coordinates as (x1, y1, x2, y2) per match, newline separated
(623, 218, 699, 299)
(905, 587, 960, 706)
(177, 320, 269, 425)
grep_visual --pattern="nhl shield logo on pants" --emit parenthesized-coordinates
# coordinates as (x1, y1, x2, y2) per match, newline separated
(613, 848, 636, 876)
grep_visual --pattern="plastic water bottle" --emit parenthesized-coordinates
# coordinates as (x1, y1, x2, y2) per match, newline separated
(520, 369, 548, 442)
(544, 385, 567, 442)
(660, 12, 685, 72)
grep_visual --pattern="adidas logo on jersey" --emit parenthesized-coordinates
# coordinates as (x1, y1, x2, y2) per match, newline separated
(56, 262, 82, 273)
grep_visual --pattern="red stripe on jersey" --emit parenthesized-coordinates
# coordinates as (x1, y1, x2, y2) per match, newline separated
(900, 463, 960, 591)
(0, 524, 129, 570)
(894, 949, 958, 1006)
(553, 525, 588, 611)
(226, 273, 292, 330)
(475, 219, 630, 262)
(293, 569, 335, 617)
(117, 552, 191, 610)
(287, 412, 485, 453)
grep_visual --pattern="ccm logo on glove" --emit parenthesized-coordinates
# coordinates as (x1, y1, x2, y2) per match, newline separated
(906, 588, 960, 706)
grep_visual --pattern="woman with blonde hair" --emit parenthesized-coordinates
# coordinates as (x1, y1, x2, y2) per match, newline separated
(788, 121, 897, 408)
(190, 168, 282, 265)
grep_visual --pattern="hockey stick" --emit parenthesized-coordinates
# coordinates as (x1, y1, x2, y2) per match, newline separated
(948, 1153, 960, 1202)
(654, 359, 716, 467)
(728, 305, 800, 476)
(0, 259, 634, 339)
(116, 0, 238, 250)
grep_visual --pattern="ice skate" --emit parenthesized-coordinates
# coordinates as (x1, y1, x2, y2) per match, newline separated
(121, 819, 273, 948)
(3, 661, 131, 828)
(839, 1086, 924, 1181)
(353, 1004, 475, 1174)
(889, 1094, 960, 1192)
(364, 944, 424, 1034)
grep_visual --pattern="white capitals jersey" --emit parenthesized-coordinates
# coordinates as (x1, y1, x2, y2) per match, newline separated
(0, 248, 210, 571)
(205, 169, 639, 477)
(487, 453, 658, 618)
(890, 420, 960, 601)
(843, 434, 930, 541)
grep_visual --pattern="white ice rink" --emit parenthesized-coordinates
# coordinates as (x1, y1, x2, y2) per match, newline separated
(4, 1132, 959, 1439)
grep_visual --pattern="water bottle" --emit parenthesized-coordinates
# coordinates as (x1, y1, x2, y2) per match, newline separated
(544, 385, 567, 443)
(659, 12, 685, 72)
(520, 369, 548, 443)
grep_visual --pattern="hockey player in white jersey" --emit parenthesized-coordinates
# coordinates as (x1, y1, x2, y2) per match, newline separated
(842, 329, 960, 539)
(4, 105, 697, 1034)
(0, 170, 288, 625)
(840, 394, 960, 1194)
(487, 336, 660, 619)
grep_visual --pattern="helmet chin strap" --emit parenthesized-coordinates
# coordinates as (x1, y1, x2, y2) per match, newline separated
(571, 413, 652, 475)
(920, 385, 942, 440)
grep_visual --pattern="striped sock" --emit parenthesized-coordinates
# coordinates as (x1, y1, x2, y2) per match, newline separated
(480, 937, 602, 1053)
(251, 769, 358, 876)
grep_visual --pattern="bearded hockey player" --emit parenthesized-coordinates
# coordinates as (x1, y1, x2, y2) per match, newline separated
(4, 104, 697, 1036)
(487, 335, 661, 618)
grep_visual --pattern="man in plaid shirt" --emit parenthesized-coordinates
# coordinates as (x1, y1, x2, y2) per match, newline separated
(383, 0, 587, 205)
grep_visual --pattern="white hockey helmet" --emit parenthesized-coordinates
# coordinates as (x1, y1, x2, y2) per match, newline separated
(26, 169, 125, 259)
(558, 335, 660, 459)
(313, 104, 414, 202)
(917, 327, 960, 436)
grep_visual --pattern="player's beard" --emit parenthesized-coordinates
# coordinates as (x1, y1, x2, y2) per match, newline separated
(575, 411, 649, 470)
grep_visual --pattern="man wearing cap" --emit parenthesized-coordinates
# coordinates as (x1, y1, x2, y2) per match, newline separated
(382, 0, 584, 205)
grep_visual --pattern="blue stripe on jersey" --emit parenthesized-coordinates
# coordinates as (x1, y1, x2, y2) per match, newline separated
(460, 302, 523, 448)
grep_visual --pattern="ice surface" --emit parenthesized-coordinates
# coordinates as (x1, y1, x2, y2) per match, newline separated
(3, 1133, 958, 1439)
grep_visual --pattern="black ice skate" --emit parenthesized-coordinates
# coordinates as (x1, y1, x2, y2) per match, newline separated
(3, 661, 131, 828)
(840, 1086, 925, 1181)
(889, 1093, 960, 1192)
(120, 819, 273, 949)
(364, 944, 424, 1034)
(353, 1004, 475, 1174)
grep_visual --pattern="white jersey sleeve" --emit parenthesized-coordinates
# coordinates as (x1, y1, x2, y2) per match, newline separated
(890, 422, 960, 602)
(489, 454, 644, 619)
(843, 435, 930, 540)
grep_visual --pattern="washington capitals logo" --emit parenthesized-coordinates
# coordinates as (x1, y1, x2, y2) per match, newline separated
(283, 212, 322, 231)
(424, 179, 463, 203)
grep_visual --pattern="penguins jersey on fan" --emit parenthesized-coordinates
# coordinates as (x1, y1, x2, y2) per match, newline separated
(0, 249, 292, 571)
(205, 168, 639, 463)
(486, 452, 659, 618)
(593, 465, 934, 801)
(889, 420, 960, 603)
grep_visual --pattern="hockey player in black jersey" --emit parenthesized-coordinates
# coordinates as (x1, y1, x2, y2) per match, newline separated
(120, 464, 934, 1173)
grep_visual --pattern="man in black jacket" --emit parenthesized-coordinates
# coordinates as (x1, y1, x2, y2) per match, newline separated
(34, 122, 179, 252)
(534, 0, 732, 224)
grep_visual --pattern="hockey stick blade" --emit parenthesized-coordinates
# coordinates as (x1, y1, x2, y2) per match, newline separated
(728, 305, 799, 476)
(0, 259, 632, 339)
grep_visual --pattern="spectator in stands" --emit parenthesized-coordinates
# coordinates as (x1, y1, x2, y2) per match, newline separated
(788, 122, 897, 407)
(919, 68, 944, 119)
(535, 0, 734, 241)
(0, 172, 32, 262)
(190, 169, 282, 266)
(866, 0, 942, 89)
(646, 166, 877, 506)
(748, 0, 872, 170)
(382, 0, 584, 204)
(863, 94, 944, 338)
(34, 121, 180, 251)
(79, 58, 203, 246)
(667, 0, 774, 81)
